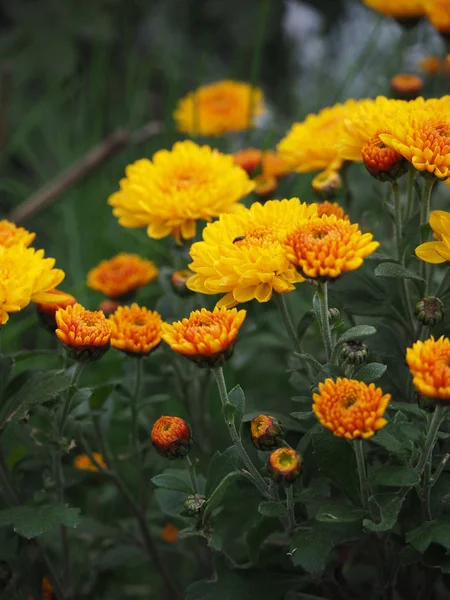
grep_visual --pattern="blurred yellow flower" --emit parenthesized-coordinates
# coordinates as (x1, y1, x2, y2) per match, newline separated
(425, 0, 450, 33)
(74, 452, 107, 471)
(416, 210, 450, 263)
(87, 253, 158, 299)
(108, 141, 254, 243)
(173, 80, 265, 136)
(188, 198, 317, 308)
(363, 0, 425, 19)
(0, 244, 65, 324)
(406, 336, 450, 399)
(0, 220, 35, 248)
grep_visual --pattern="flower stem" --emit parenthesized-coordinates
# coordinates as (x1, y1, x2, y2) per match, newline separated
(285, 485, 296, 531)
(274, 293, 301, 353)
(212, 367, 271, 499)
(405, 165, 416, 219)
(185, 455, 199, 494)
(131, 357, 143, 454)
(390, 180, 403, 263)
(415, 403, 447, 475)
(317, 282, 333, 363)
(419, 177, 436, 293)
(59, 362, 84, 435)
(355, 439, 370, 514)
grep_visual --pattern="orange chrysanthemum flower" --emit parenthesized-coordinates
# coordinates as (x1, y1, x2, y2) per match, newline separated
(151, 416, 191, 459)
(363, 0, 425, 19)
(317, 201, 349, 220)
(285, 214, 379, 280)
(250, 414, 283, 450)
(87, 253, 158, 299)
(391, 73, 424, 99)
(425, 0, 450, 33)
(0, 220, 35, 248)
(74, 452, 107, 471)
(36, 288, 77, 332)
(162, 307, 246, 367)
(267, 447, 302, 484)
(261, 151, 291, 179)
(406, 336, 450, 400)
(109, 303, 162, 357)
(161, 523, 180, 543)
(234, 148, 262, 174)
(173, 80, 265, 136)
(313, 378, 391, 439)
(55, 303, 112, 362)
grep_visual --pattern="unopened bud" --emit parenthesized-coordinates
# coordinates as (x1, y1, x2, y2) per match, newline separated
(328, 308, 341, 324)
(233, 148, 262, 174)
(391, 73, 424, 100)
(415, 297, 445, 327)
(98, 299, 120, 317)
(250, 414, 283, 450)
(267, 447, 301, 485)
(340, 340, 368, 365)
(183, 493, 206, 517)
(253, 174, 277, 198)
(171, 269, 195, 297)
(151, 416, 191, 459)
(312, 169, 342, 200)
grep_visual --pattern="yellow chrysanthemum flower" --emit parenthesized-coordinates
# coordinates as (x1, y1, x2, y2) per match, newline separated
(0, 220, 35, 248)
(416, 210, 450, 263)
(109, 303, 163, 356)
(285, 214, 379, 280)
(173, 80, 265, 136)
(277, 100, 362, 173)
(406, 336, 450, 399)
(87, 253, 158, 299)
(363, 0, 425, 19)
(313, 378, 391, 440)
(187, 198, 318, 308)
(0, 244, 65, 325)
(379, 96, 450, 180)
(425, 0, 450, 33)
(108, 140, 255, 243)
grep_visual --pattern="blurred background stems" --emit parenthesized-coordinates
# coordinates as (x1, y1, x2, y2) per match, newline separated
(390, 181, 402, 262)
(420, 177, 436, 293)
(316, 282, 333, 363)
(185, 455, 199, 494)
(405, 165, 416, 219)
(354, 439, 372, 517)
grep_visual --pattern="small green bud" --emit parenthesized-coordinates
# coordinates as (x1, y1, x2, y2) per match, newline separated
(250, 414, 284, 450)
(415, 297, 445, 327)
(328, 308, 341, 323)
(340, 340, 368, 365)
(183, 494, 206, 517)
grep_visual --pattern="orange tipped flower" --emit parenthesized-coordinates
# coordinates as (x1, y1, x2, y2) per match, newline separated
(173, 80, 265, 136)
(161, 523, 179, 543)
(36, 288, 77, 332)
(87, 253, 158, 299)
(0, 220, 35, 248)
(234, 148, 262, 174)
(285, 214, 379, 280)
(391, 74, 424, 99)
(162, 307, 246, 368)
(267, 447, 302, 484)
(55, 303, 112, 362)
(251, 414, 283, 450)
(406, 336, 450, 400)
(317, 201, 349, 220)
(109, 303, 162, 357)
(312, 169, 342, 199)
(361, 132, 407, 181)
(74, 452, 107, 471)
(151, 416, 191, 459)
(313, 378, 391, 439)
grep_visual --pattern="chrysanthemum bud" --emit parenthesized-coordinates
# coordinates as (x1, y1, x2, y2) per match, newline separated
(151, 416, 192, 459)
(267, 447, 302, 485)
(250, 414, 283, 450)
(415, 297, 445, 327)
(183, 493, 206, 517)
(340, 340, 369, 365)
(171, 269, 195, 297)
(98, 299, 120, 317)
(312, 169, 342, 200)
(361, 134, 407, 182)
(36, 289, 77, 333)
(253, 174, 277, 197)
(328, 307, 341, 323)
(391, 73, 424, 100)
(233, 148, 262, 174)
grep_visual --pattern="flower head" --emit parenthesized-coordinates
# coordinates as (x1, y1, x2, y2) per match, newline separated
(173, 80, 265, 136)
(36, 289, 77, 332)
(0, 244, 65, 325)
(362, 0, 425, 19)
(0, 220, 35, 248)
(109, 141, 254, 243)
(406, 336, 450, 400)
(285, 214, 379, 280)
(162, 307, 246, 368)
(313, 378, 390, 439)
(109, 303, 162, 357)
(425, 0, 450, 33)
(151, 416, 191, 459)
(74, 452, 107, 471)
(415, 297, 445, 327)
(312, 169, 342, 199)
(267, 448, 302, 484)
(277, 100, 361, 173)
(416, 210, 450, 263)
(317, 201, 349, 220)
(233, 148, 262, 174)
(55, 303, 111, 362)
(87, 253, 158, 299)
(391, 74, 424, 99)
(161, 523, 179, 543)
(188, 198, 318, 308)
(250, 414, 284, 450)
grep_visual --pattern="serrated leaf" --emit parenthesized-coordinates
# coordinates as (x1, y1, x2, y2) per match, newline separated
(336, 325, 377, 346)
(151, 473, 191, 493)
(203, 472, 242, 519)
(316, 504, 365, 523)
(0, 504, 80, 539)
(227, 385, 245, 430)
(374, 262, 423, 281)
(355, 363, 387, 383)
(406, 519, 450, 553)
(364, 492, 405, 533)
(258, 501, 287, 518)
(368, 466, 420, 487)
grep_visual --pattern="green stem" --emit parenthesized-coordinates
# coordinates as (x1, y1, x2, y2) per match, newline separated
(246, 0, 271, 143)
(185, 455, 199, 494)
(405, 165, 416, 219)
(419, 177, 436, 294)
(131, 358, 143, 453)
(317, 282, 333, 363)
(416, 404, 447, 475)
(59, 362, 84, 435)
(212, 367, 271, 499)
(355, 439, 370, 514)
(274, 293, 301, 353)
(390, 181, 403, 263)
(285, 485, 296, 531)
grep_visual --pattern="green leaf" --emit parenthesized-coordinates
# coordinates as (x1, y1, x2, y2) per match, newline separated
(290, 411, 314, 421)
(222, 402, 236, 426)
(205, 446, 239, 497)
(294, 353, 323, 372)
(374, 262, 424, 281)
(0, 356, 14, 399)
(0, 370, 70, 426)
(364, 492, 406, 533)
(89, 383, 115, 410)
(368, 466, 420, 487)
(151, 473, 191, 493)
(355, 363, 387, 383)
(296, 310, 315, 342)
(311, 430, 360, 504)
(154, 488, 188, 518)
(295, 478, 331, 504)
(316, 504, 365, 523)
(371, 428, 410, 460)
(258, 501, 287, 518)
(406, 519, 450, 553)
(227, 385, 245, 430)
(203, 472, 243, 519)
(336, 325, 377, 346)
(0, 504, 80, 539)
(366, 251, 394, 261)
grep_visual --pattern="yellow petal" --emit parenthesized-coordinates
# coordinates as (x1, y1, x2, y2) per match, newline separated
(415, 241, 448, 264)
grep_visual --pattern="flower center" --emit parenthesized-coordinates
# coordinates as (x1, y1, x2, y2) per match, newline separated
(341, 394, 358, 409)
(277, 451, 294, 467)
(81, 315, 99, 328)
(133, 318, 147, 327)
(236, 226, 278, 248)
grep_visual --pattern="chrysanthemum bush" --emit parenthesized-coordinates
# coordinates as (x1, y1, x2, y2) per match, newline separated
(4, 13, 450, 600)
